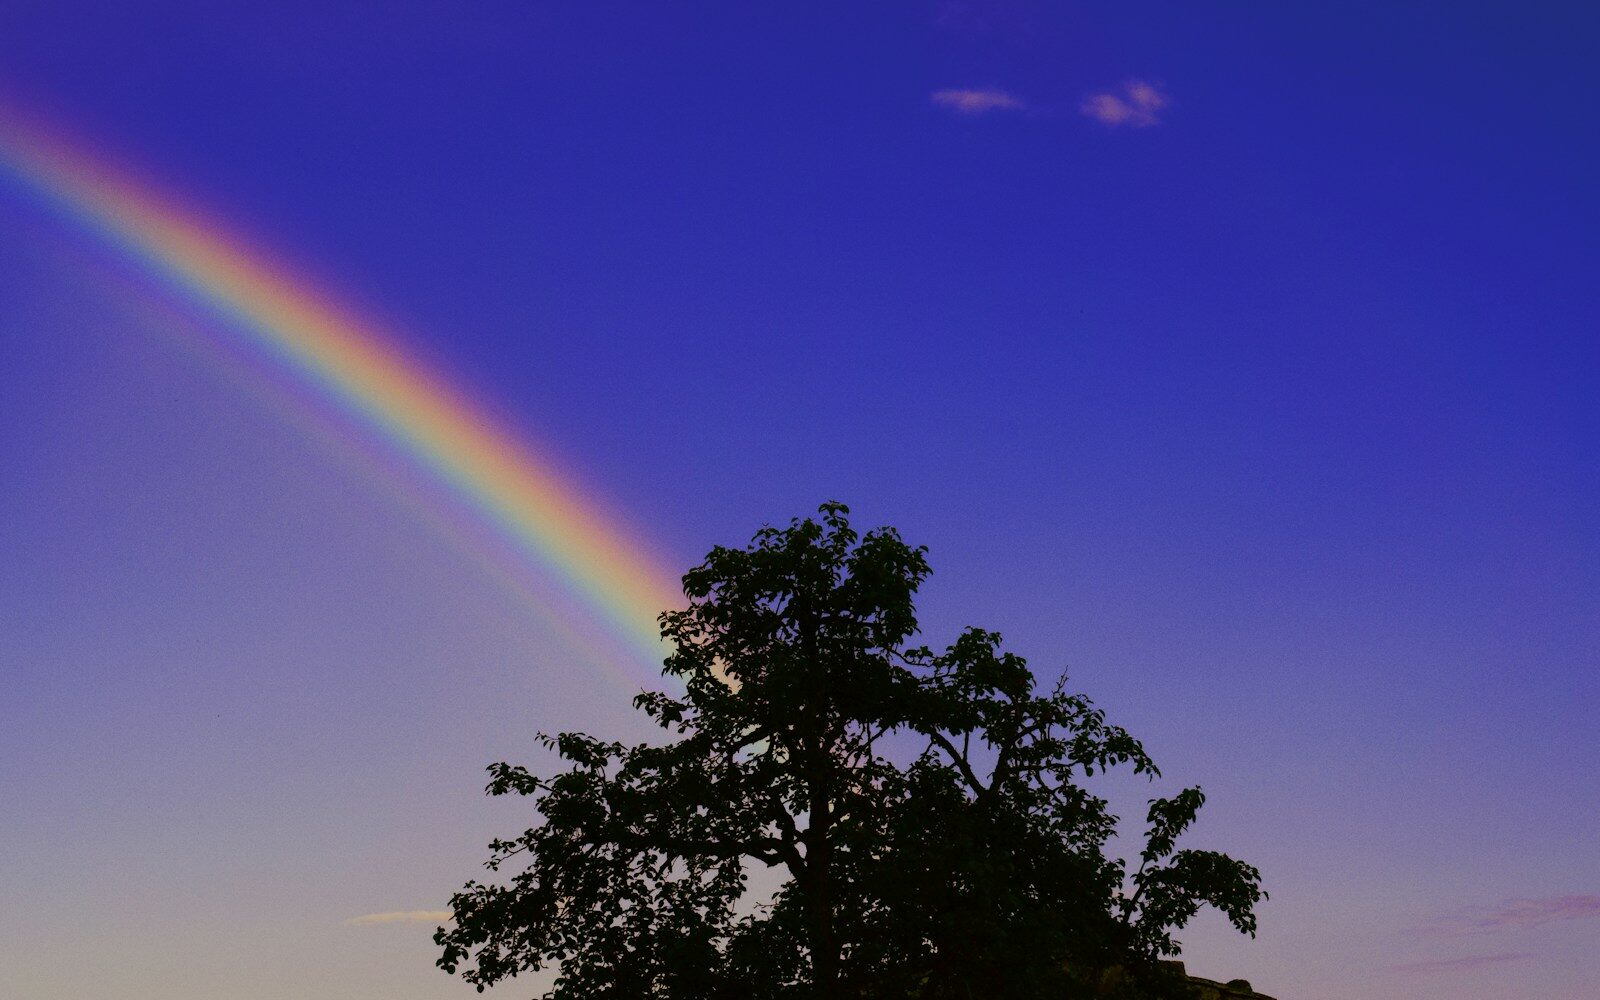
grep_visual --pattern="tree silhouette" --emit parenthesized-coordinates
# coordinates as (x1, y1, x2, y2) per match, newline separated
(436, 503, 1264, 998)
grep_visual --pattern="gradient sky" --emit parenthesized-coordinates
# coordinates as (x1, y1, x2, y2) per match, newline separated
(2, 4, 1597, 999)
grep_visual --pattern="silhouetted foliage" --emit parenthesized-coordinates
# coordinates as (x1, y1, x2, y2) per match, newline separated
(437, 503, 1264, 998)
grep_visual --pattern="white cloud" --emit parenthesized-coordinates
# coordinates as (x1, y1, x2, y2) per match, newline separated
(345, 910, 453, 926)
(931, 88, 1025, 116)
(1080, 80, 1168, 128)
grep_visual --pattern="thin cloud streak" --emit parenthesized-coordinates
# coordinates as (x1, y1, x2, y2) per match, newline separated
(346, 910, 454, 926)
(1080, 80, 1168, 127)
(930, 87, 1024, 115)
(1423, 894, 1600, 935)
(1390, 952, 1535, 974)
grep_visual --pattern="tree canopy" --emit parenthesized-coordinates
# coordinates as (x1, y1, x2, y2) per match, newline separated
(436, 503, 1265, 999)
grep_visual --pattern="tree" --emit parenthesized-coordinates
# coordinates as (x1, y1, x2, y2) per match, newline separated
(436, 503, 1265, 999)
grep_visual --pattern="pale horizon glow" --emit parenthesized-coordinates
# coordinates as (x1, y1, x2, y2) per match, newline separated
(347, 911, 455, 927)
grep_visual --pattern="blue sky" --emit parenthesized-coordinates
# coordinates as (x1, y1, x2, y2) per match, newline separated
(2, 4, 1597, 999)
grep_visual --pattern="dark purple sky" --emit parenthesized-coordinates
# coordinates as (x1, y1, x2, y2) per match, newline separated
(2, 4, 1596, 999)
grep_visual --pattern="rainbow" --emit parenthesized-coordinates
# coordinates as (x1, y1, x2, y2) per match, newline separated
(0, 111, 681, 683)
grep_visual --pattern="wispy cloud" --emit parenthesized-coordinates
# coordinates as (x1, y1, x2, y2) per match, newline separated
(934, 2, 988, 33)
(1423, 894, 1600, 936)
(345, 910, 453, 927)
(1390, 952, 1535, 974)
(931, 88, 1025, 116)
(1080, 80, 1168, 128)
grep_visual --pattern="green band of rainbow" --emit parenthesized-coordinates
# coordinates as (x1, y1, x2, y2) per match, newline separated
(0, 113, 680, 681)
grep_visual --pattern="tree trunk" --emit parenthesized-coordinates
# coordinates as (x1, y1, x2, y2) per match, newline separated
(801, 601, 839, 996)
(808, 768, 836, 995)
